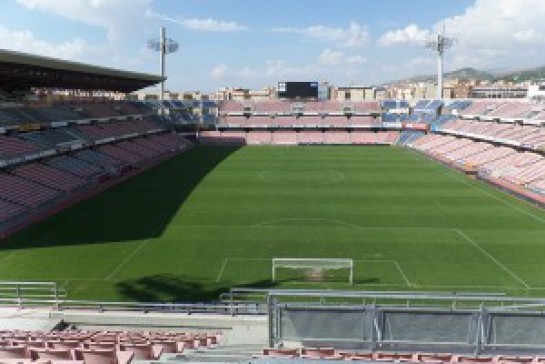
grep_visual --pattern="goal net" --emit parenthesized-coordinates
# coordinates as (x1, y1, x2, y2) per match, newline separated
(272, 258, 354, 285)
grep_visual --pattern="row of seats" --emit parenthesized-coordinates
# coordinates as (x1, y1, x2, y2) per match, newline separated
(1, 118, 165, 162)
(438, 119, 545, 150)
(219, 115, 380, 127)
(0, 133, 191, 228)
(0, 199, 29, 223)
(0, 328, 221, 363)
(219, 100, 381, 114)
(0, 173, 62, 208)
(47, 156, 104, 180)
(73, 119, 160, 141)
(258, 347, 541, 363)
(0, 135, 42, 160)
(0, 101, 155, 127)
(409, 134, 545, 197)
(460, 100, 545, 120)
(15, 163, 89, 192)
(201, 131, 399, 145)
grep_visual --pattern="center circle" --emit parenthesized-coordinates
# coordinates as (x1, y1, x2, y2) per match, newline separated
(259, 170, 345, 185)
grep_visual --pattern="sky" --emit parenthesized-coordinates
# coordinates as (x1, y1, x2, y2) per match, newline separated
(1, 0, 545, 93)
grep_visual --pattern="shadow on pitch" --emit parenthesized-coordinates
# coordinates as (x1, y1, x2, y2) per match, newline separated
(115, 274, 384, 303)
(117, 274, 276, 302)
(2, 145, 242, 249)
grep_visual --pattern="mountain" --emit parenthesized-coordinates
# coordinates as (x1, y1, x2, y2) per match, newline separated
(494, 66, 545, 82)
(449, 67, 495, 80)
(386, 65, 545, 85)
(386, 67, 494, 85)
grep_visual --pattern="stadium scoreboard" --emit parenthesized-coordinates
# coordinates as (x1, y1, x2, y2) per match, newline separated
(277, 81, 319, 99)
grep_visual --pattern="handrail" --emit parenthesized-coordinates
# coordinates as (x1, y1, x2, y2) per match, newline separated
(222, 287, 545, 311)
(4, 281, 545, 316)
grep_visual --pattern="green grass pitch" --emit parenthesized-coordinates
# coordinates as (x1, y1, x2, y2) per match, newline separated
(2, 145, 545, 302)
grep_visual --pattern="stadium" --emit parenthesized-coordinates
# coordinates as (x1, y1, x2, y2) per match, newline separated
(3, 1, 545, 362)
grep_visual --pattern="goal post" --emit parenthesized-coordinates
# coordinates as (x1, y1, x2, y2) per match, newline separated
(272, 258, 354, 285)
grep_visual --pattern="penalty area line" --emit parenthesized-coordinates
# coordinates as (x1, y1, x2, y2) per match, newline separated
(354, 259, 412, 287)
(454, 228, 530, 289)
(106, 240, 150, 281)
(215, 258, 269, 283)
(216, 259, 228, 283)
(393, 261, 412, 287)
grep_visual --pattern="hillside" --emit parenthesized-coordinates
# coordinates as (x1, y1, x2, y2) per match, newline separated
(388, 65, 545, 85)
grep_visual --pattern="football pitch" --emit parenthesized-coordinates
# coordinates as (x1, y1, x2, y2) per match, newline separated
(2, 145, 545, 302)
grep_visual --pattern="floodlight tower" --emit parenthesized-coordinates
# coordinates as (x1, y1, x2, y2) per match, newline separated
(147, 27, 179, 101)
(425, 29, 454, 100)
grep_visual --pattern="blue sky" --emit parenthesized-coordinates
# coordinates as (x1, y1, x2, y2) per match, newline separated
(1, 0, 544, 92)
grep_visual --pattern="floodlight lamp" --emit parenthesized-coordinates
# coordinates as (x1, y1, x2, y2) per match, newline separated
(147, 38, 179, 54)
(165, 39, 179, 54)
(147, 40, 161, 52)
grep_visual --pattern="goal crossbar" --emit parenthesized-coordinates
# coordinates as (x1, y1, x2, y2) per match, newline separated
(272, 258, 353, 285)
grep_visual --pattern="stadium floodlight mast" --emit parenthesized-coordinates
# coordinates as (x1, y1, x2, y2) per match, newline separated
(425, 26, 455, 100)
(147, 27, 179, 101)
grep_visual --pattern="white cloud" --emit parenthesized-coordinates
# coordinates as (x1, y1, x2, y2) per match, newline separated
(347, 55, 367, 65)
(317, 49, 367, 66)
(211, 63, 228, 79)
(409, 56, 434, 67)
(265, 59, 320, 78)
(378, 24, 430, 47)
(0, 24, 87, 59)
(442, 0, 545, 46)
(318, 49, 344, 65)
(16, 0, 152, 42)
(147, 10, 247, 32)
(182, 18, 247, 32)
(513, 29, 541, 43)
(441, 0, 545, 68)
(272, 22, 369, 48)
(209, 49, 372, 90)
(378, 0, 545, 70)
(237, 67, 257, 78)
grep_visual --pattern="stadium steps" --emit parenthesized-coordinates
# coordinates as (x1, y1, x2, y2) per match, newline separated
(164, 345, 263, 363)
(0, 307, 62, 331)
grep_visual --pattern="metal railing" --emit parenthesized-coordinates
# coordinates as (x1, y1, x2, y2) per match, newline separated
(0, 281, 66, 308)
(0, 281, 266, 315)
(266, 290, 545, 355)
(7, 280, 545, 356)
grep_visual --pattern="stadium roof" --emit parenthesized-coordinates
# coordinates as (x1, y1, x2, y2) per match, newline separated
(0, 49, 164, 93)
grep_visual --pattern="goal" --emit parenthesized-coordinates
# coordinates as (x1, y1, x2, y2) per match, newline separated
(272, 258, 354, 285)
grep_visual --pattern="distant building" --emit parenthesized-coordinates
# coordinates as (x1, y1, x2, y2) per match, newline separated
(318, 81, 330, 100)
(471, 86, 527, 98)
(451, 83, 472, 99)
(527, 84, 545, 100)
(335, 86, 364, 101)
(333, 86, 374, 101)
(213, 87, 275, 101)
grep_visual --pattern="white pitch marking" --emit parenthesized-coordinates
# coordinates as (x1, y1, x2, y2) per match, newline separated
(253, 217, 361, 228)
(454, 228, 530, 289)
(409, 150, 545, 224)
(216, 258, 228, 283)
(104, 210, 170, 281)
(450, 172, 545, 224)
(215, 258, 272, 283)
(392, 261, 412, 287)
(354, 259, 412, 286)
(217, 258, 413, 287)
(171, 222, 464, 233)
(0, 251, 18, 264)
(106, 239, 150, 281)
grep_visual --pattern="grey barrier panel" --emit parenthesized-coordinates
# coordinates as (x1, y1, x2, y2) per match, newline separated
(489, 314, 545, 346)
(267, 290, 545, 353)
(280, 307, 368, 341)
(381, 311, 476, 344)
